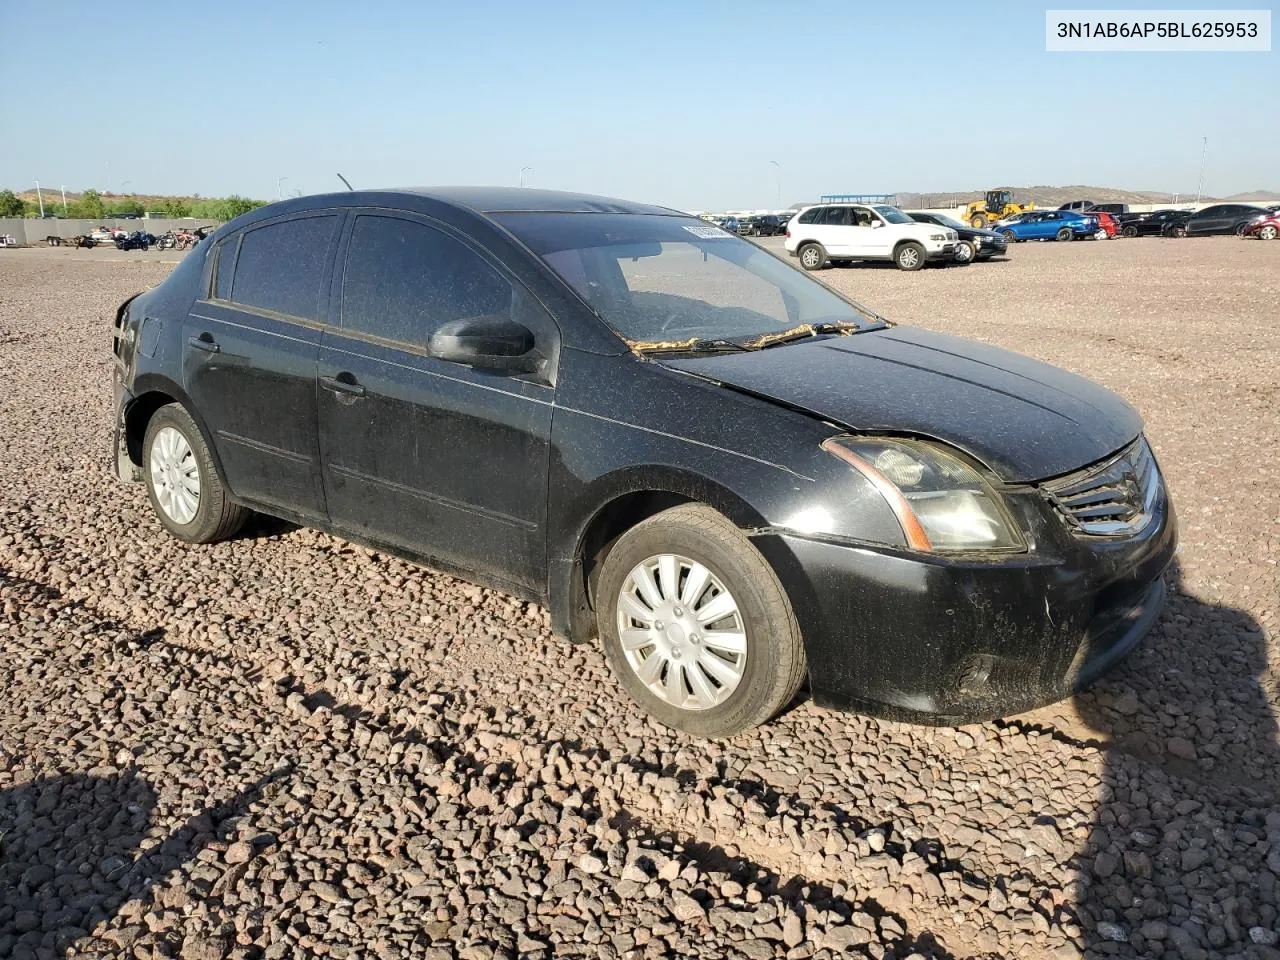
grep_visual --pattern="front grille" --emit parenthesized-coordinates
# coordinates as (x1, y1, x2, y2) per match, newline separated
(1043, 438, 1161, 537)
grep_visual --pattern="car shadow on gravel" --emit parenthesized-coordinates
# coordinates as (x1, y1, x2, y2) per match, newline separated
(0, 766, 291, 957)
(1070, 561, 1279, 956)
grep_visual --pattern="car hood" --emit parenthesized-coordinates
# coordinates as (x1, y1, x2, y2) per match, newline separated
(658, 327, 1142, 483)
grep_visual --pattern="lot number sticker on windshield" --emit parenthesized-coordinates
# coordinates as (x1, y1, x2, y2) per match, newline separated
(683, 223, 734, 239)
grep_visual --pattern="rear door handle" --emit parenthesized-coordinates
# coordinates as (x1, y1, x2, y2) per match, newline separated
(188, 335, 219, 353)
(320, 374, 366, 398)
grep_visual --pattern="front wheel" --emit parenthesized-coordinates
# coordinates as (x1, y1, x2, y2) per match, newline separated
(1168, 224, 1188, 238)
(143, 404, 250, 543)
(970, 215, 988, 229)
(953, 241, 975, 264)
(894, 242, 926, 270)
(1259, 225, 1278, 241)
(596, 505, 806, 738)
(797, 242, 826, 270)
(1002, 229, 1016, 243)
(1056, 227, 1073, 242)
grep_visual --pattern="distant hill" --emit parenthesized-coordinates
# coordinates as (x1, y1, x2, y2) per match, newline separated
(1223, 189, 1280, 202)
(16, 188, 205, 209)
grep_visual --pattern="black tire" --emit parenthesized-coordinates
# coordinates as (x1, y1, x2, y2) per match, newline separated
(1234, 222, 1249, 237)
(142, 403, 250, 543)
(970, 215, 988, 229)
(954, 241, 975, 264)
(1168, 224, 1188, 238)
(894, 241, 926, 271)
(1056, 227, 1073, 242)
(796, 242, 826, 271)
(1259, 225, 1278, 241)
(1122, 225, 1138, 238)
(1001, 229, 1016, 243)
(596, 504, 807, 738)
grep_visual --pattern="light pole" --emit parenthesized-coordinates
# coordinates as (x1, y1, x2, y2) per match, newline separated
(277, 177, 287, 201)
(120, 181, 131, 195)
(519, 166, 533, 188)
(769, 160, 781, 210)
(1195, 137, 1207, 205)
(34, 181, 44, 218)
(60, 185, 67, 214)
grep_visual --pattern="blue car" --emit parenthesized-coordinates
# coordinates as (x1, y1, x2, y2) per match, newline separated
(995, 210, 1102, 242)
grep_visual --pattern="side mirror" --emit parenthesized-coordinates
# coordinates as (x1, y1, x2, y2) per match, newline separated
(428, 315, 540, 373)
(870, 220, 883, 229)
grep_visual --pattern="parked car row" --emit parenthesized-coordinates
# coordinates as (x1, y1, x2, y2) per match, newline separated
(1055, 201, 1278, 239)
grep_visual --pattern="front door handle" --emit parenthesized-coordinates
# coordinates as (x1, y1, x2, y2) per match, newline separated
(188, 334, 219, 353)
(320, 374, 367, 398)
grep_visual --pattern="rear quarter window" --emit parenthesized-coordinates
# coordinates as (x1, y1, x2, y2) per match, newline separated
(230, 215, 339, 320)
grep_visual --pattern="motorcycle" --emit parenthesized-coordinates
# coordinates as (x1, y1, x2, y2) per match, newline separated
(115, 231, 155, 251)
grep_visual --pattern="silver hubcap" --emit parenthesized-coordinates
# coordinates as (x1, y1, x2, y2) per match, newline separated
(801, 247, 820, 267)
(149, 426, 200, 524)
(616, 554, 747, 711)
(957, 243, 972, 261)
(899, 248, 919, 267)
(1261, 226, 1277, 240)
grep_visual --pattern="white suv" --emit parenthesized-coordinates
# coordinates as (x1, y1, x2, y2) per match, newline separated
(784, 203, 957, 271)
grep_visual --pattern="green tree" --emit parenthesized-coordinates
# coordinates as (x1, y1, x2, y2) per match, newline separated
(0, 189, 23, 217)
(106, 199, 145, 217)
(79, 189, 105, 219)
(159, 197, 192, 218)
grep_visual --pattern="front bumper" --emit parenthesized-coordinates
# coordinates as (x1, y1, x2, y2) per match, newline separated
(924, 243, 955, 261)
(754, 483, 1177, 724)
(976, 238, 1008, 257)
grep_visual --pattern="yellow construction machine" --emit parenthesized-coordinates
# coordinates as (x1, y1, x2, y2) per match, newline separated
(964, 190, 1034, 229)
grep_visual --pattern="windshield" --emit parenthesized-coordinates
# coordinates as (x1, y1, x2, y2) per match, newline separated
(873, 205, 914, 225)
(928, 214, 968, 231)
(495, 212, 878, 345)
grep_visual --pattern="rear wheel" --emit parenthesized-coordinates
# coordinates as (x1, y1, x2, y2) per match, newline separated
(1122, 225, 1138, 238)
(143, 404, 250, 543)
(596, 504, 806, 738)
(1168, 224, 1188, 238)
(1235, 222, 1250, 237)
(894, 242, 926, 271)
(1056, 227, 1073, 242)
(1259, 225, 1278, 241)
(953, 240, 975, 264)
(797, 242, 826, 270)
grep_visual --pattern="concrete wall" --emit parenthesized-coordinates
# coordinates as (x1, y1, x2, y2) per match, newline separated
(0, 218, 222, 246)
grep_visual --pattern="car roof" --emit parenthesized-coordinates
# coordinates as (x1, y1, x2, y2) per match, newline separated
(377, 186, 680, 216)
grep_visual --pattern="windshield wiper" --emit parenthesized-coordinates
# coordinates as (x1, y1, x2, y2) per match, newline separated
(627, 336, 751, 355)
(748, 321, 862, 349)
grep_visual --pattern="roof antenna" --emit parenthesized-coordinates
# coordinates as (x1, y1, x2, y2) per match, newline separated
(336, 173, 354, 192)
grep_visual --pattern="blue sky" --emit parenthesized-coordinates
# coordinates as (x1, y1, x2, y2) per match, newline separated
(1, 1, 1274, 209)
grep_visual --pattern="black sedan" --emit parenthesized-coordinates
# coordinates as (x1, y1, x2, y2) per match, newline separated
(110, 187, 1175, 736)
(1119, 209, 1193, 237)
(907, 211, 1008, 263)
(1170, 203, 1271, 237)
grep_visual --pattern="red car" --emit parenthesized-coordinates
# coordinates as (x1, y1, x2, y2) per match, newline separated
(1245, 211, 1279, 240)
(1091, 211, 1119, 238)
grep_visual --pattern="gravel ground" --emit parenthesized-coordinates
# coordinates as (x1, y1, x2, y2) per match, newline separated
(0, 237, 1277, 960)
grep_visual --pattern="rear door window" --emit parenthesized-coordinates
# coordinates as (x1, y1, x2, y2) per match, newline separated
(230, 215, 339, 321)
(797, 208, 820, 224)
(340, 214, 513, 348)
(213, 238, 237, 300)
(819, 206, 851, 226)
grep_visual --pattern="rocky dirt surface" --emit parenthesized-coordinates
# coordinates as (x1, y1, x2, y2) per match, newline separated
(0, 238, 1277, 960)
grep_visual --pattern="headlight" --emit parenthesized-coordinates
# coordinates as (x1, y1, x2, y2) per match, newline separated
(821, 436, 1024, 552)
(929, 233, 945, 241)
